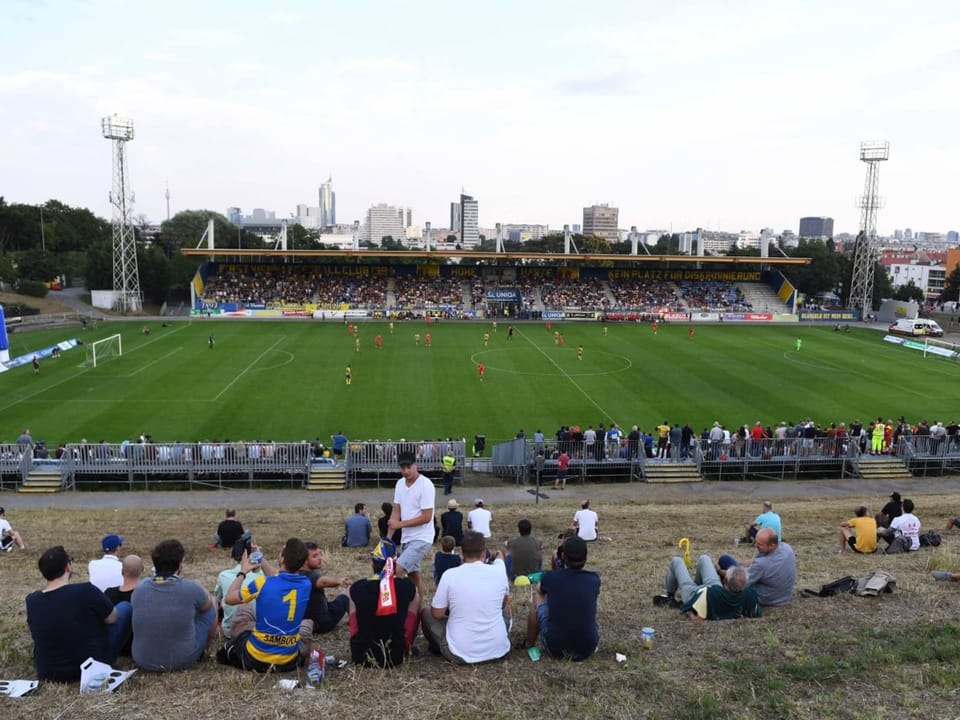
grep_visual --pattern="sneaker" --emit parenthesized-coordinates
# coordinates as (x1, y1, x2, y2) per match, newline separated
(653, 594, 674, 607)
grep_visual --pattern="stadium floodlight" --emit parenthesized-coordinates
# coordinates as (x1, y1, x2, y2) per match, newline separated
(859, 141, 889, 162)
(102, 114, 142, 313)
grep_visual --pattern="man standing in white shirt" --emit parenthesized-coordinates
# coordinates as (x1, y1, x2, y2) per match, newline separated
(388, 451, 436, 599)
(573, 500, 599, 541)
(422, 531, 511, 664)
(89, 534, 124, 592)
(467, 499, 493, 538)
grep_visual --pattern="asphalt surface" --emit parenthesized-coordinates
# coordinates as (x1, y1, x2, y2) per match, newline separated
(5, 474, 960, 512)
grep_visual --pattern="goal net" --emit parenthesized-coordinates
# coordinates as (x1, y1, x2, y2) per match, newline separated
(84, 334, 123, 368)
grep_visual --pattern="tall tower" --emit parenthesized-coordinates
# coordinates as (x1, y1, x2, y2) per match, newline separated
(101, 115, 142, 312)
(319, 177, 335, 227)
(848, 141, 889, 319)
(460, 193, 478, 247)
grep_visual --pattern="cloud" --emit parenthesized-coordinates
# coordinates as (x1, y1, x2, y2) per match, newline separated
(558, 70, 643, 96)
(333, 57, 417, 76)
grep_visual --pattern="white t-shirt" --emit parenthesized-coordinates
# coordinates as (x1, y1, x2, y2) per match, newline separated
(890, 512, 921, 550)
(432, 559, 510, 663)
(467, 507, 492, 537)
(0, 518, 11, 537)
(574, 508, 599, 541)
(393, 473, 436, 545)
(88, 554, 123, 591)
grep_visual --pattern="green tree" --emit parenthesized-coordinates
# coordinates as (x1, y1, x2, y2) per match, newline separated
(287, 224, 321, 251)
(0, 252, 16, 285)
(83, 238, 114, 290)
(785, 239, 843, 297)
(138, 245, 171, 305)
(892, 280, 924, 303)
(158, 210, 261, 257)
(16, 249, 60, 282)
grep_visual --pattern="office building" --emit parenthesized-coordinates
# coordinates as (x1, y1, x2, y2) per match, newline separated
(450, 202, 461, 237)
(460, 193, 479, 247)
(319, 177, 336, 227)
(582, 204, 619, 241)
(798, 216, 834, 238)
(363, 203, 406, 246)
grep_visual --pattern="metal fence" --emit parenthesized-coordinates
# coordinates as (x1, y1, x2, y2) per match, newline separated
(482, 435, 960, 483)
(1, 439, 468, 491)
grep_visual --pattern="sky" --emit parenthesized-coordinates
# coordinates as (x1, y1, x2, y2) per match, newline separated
(2, 0, 958, 237)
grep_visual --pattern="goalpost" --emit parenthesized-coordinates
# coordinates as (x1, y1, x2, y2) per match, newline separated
(84, 334, 123, 367)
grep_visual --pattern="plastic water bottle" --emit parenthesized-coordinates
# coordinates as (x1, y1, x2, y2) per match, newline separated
(306, 648, 325, 688)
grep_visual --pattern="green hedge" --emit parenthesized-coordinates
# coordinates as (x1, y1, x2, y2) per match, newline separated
(16, 279, 49, 298)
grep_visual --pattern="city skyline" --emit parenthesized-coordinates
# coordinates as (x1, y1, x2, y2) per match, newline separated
(1, 1, 958, 236)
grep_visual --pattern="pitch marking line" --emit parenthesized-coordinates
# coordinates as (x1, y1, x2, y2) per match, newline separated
(212, 336, 286, 402)
(124, 347, 183, 377)
(516, 328, 618, 425)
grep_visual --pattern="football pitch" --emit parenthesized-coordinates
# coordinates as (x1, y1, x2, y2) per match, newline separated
(2, 320, 959, 447)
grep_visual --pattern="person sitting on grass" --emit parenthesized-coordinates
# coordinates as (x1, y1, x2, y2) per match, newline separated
(840, 506, 878, 554)
(348, 539, 421, 668)
(218, 538, 312, 673)
(525, 535, 600, 660)
(0, 507, 26, 552)
(433, 535, 461, 583)
(132, 539, 217, 672)
(741, 500, 781, 543)
(210, 508, 245, 550)
(504, 518, 542, 580)
(660, 554, 762, 621)
(722, 528, 797, 606)
(26, 545, 131, 682)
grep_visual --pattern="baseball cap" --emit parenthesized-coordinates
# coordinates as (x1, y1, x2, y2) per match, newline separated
(398, 451, 416, 466)
(371, 539, 397, 563)
(717, 554, 738, 570)
(561, 536, 588, 565)
(101, 534, 124, 552)
(475, 498, 484, 506)
(447, 498, 459, 509)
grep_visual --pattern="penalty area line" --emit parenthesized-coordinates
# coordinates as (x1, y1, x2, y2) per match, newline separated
(516, 328, 618, 425)
(211, 336, 286, 402)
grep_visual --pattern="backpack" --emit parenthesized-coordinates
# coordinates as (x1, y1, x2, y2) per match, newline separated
(856, 570, 896, 596)
(919, 531, 942, 548)
(800, 575, 856, 598)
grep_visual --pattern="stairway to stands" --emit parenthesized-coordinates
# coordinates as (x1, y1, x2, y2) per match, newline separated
(18, 469, 64, 493)
(858, 456, 912, 481)
(642, 462, 703, 483)
(306, 464, 347, 490)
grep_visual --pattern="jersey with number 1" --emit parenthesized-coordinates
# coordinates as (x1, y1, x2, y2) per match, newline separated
(240, 571, 312, 665)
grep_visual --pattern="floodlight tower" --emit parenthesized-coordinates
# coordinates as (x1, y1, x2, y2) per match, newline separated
(102, 114, 142, 312)
(848, 140, 889, 319)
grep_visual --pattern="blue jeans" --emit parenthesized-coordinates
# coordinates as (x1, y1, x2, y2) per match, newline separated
(105, 601, 133, 663)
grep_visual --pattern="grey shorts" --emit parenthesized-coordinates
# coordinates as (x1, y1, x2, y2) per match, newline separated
(397, 540, 431, 574)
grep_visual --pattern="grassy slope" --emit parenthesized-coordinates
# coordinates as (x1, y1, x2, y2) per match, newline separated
(2, 320, 959, 444)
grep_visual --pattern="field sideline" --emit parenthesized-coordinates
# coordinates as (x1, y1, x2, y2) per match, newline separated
(2, 320, 958, 446)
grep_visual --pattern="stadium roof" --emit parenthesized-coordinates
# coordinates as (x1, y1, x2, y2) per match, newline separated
(179, 249, 811, 265)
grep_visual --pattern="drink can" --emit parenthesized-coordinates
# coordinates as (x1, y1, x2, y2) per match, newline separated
(249, 551, 263, 565)
(641, 627, 655, 650)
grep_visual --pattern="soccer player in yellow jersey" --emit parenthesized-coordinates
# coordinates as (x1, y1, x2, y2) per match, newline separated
(345, 365, 352, 385)
(483, 332, 490, 347)
(577, 344, 583, 360)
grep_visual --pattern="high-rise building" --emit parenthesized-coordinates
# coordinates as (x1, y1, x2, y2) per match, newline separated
(227, 207, 242, 225)
(319, 177, 336, 227)
(363, 203, 406, 246)
(798, 216, 834, 238)
(460, 193, 479, 247)
(398, 207, 413, 228)
(450, 202, 461, 235)
(582, 204, 619, 241)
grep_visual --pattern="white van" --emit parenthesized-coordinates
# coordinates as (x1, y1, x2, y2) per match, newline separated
(888, 318, 945, 338)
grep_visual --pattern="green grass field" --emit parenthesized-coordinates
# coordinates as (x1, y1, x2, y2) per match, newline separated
(2, 320, 959, 446)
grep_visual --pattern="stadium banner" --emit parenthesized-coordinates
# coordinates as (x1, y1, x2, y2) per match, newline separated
(690, 312, 721, 322)
(772, 314, 799, 322)
(3, 339, 80, 370)
(609, 269, 762, 282)
(799, 310, 858, 322)
(884, 335, 957, 359)
(485, 289, 521, 302)
(563, 310, 601, 321)
(0, 304, 8, 363)
(663, 312, 689, 321)
(720, 313, 774, 322)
